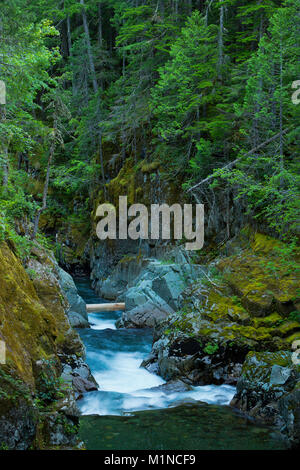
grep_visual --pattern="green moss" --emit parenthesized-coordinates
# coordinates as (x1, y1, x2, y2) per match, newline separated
(141, 161, 160, 173)
(119, 252, 143, 265)
(218, 234, 299, 316)
(106, 158, 137, 206)
(162, 232, 300, 354)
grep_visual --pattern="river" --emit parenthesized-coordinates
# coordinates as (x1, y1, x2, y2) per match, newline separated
(76, 278, 287, 450)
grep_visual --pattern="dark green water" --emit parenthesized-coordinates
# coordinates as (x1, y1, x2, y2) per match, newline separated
(76, 279, 287, 451)
(79, 405, 286, 450)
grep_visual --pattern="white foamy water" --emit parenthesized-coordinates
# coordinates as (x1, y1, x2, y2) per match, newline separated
(77, 282, 236, 417)
(89, 312, 117, 330)
(79, 383, 236, 416)
(93, 351, 165, 393)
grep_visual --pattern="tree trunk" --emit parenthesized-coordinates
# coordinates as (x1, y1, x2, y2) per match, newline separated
(67, 16, 72, 57)
(0, 101, 8, 187)
(31, 141, 55, 240)
(80, 0, 98, 94)
(80, 0, 106, 193)
(279, 38, 284, 164)
(0, 17, 8, 187)
(98, 2, 103, 48)
(218, 5, 224, 80)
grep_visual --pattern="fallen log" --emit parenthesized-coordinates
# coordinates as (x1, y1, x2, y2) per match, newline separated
(86, 303, 126, 313)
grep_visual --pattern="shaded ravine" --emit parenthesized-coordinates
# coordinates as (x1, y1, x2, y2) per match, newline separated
(76, 278, 287, 450)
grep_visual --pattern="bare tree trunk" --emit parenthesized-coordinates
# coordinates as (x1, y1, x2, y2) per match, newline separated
(205, 0, 214, 26)
(0, 100, 8, 187)
(66, 15, 77, 95)
(174, 0, 178, 21)
(80, 0, 106, 193)
(226, 189, 230, 239)
(67, 16, 72, 56)
(0, 17, 8, 187)
(2, 147, 8, 187)
(98, 2, 103, 48)
(279, 39, 284, 165)
(98, 128, 107, 197)
(80, 0, 98, 94)
(187, 127, 291, 192)
(217, 5, 224, 80)
(31, 140, 55, 240)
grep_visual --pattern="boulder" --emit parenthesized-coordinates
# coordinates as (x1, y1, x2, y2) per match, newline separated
(57, 267, 89, 328)
(117, 299, 174, 329)
(61, 358, 98, 400)
(117, 260, 206, 329)
(230, 351, 300, 447)
(145, 380, 193, 394)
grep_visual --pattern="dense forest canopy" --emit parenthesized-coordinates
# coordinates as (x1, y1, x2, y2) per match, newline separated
(0, 0, 299, 258)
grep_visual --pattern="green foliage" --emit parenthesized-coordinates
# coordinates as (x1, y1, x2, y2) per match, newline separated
(152, 12, 218, 140)
(203, 342, 219, 355)
(25, 267, 37, 280)
(0, 0, 299, 260)
(288, 311, 300, 324)
(35, 359, 62, 405)
(208, 0, 300, 237)
(0, 443, 10, 450)
(0, 369, 31, 403)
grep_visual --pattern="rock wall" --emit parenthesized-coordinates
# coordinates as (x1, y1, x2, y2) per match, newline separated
(0, 241, 96, 450)
(230, 351, 300, 448)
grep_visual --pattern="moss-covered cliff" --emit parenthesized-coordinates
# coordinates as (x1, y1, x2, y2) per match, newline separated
(0, 241, 88, 449)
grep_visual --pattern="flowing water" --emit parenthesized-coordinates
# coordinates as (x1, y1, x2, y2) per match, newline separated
(76, 278, 287, 450)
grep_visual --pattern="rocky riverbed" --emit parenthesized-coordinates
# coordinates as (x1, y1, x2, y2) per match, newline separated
(0, 227, 299, 450)
(91, 229, 300, 448)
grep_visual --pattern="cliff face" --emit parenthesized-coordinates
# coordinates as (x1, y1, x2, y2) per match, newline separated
(0, 241, 94, 450)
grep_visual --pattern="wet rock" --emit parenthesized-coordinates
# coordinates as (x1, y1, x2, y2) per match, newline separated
(142, 233, 300, 396)
(100, 256, 151, 299)
(148, 380, 193, 394)
(118, 260, 206, 329)
(37, 411, 80, 448)
(72, 376, 98, 398)
(0, 398, 37, 450)
(68, 311, 89, 328)
(0, 242, 93, 449)
(118, 297, 174, 328)
(230, 351, 300, 447)
(57, 267, 89, 328)
(270, 365, 292, 386)
(61, 359, 98, 400)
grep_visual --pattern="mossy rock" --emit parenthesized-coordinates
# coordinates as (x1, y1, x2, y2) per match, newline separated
(157, 232, 300, 362)
(217, 233, 299, 316)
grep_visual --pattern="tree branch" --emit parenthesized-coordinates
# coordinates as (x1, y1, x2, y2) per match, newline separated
(186, 127, 291, 193)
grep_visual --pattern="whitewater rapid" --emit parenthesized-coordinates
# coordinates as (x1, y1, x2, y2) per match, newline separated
(76, 279, 235, 416)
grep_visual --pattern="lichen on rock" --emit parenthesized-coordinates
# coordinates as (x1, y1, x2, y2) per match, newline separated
(0, 241, 95, 449)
